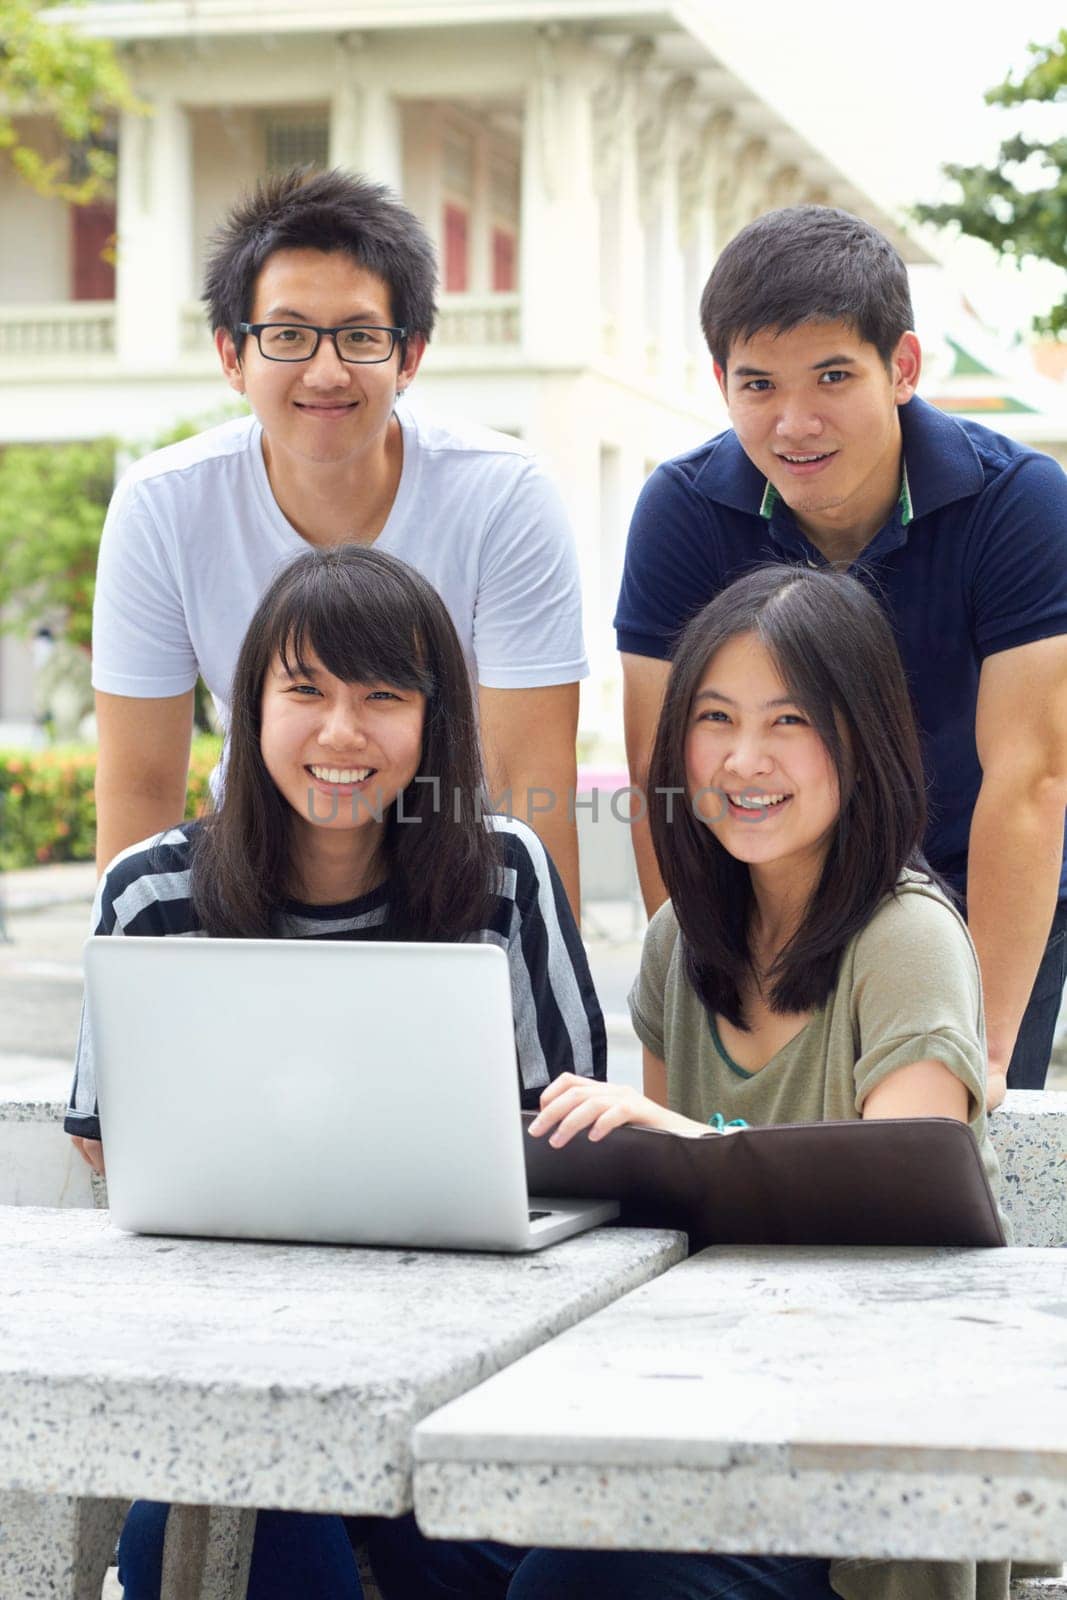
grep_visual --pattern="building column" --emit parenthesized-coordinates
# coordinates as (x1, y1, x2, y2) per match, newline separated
(680, 111, 734, 384)
(767, 163, 806, 211)
(519, 32, 599, 367)
(330, 40, 403, 192)
(594, 39, 649, 366)
(719, 136, 773, 241)
(641, 76, 693, 390)
(115, 100, 193, 368)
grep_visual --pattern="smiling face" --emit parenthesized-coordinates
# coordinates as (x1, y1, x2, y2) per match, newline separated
(259, 646, 425, 876)
(217, 247, 425, 474)
(716, 319, 920, 544)
(684, 632, 841, 891)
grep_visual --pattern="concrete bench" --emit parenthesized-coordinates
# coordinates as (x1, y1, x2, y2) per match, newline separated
(415, 1249, 1067, 1578)
(0, 1102, 127, 1600)
(992, 1089, 1067, 1247)
(1, 1092, 1063, 1599)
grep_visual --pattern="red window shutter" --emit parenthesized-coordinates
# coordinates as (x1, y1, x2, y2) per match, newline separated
(71, 203, 117, 301)
(491, 228, 516, 293)
(444, 203, 469, 293)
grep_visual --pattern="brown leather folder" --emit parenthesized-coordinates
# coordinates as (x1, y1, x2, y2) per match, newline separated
(522, 1115, 1006, 1249)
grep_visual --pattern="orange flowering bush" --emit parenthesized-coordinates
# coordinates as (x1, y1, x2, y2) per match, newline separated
(0, 737, 221, 870)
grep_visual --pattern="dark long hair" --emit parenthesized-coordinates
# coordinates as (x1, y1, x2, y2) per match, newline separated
(191, 546, 500, 939)
(647, 565, 928, 1026)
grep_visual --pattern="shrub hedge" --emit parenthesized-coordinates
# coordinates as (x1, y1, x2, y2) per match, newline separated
(0, 737, 222, 871)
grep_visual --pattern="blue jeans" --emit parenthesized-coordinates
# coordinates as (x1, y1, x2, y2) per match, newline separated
(363, 1512, 837, 1600)
(117, 1501, 362, 1600)
(1006, 899, 1067, 1090)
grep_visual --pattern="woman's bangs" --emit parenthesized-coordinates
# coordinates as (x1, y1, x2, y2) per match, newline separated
(274, 601, 433, 697)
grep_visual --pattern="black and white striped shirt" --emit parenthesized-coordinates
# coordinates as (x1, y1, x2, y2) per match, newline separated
(66, 814, 606, 1141)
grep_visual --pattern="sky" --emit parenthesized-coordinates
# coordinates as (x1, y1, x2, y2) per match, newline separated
(691, 0, 1066, 343)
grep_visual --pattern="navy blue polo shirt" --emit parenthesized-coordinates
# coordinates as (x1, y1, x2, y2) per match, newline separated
(615, 396, 1067, 899)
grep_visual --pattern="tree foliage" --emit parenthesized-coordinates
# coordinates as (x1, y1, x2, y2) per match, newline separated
(0, 436, 115, 648)
(0, 0, 142, 203)
(914, 30, 1067, 335)
(0, 407, 245, 652)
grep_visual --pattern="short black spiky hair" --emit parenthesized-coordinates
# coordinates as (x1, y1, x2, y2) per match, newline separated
(700, 206, 914, 371)
(204, 167, 438, 356)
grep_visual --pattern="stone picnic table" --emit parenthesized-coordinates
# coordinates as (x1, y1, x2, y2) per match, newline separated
(0, 1206, 684, 1597)
(414, 1244, 1067, 1565)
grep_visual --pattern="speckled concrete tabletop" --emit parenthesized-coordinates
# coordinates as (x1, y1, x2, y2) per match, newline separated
(0, 1207, 684, 1515)
(414, 1245, 1067, 1563)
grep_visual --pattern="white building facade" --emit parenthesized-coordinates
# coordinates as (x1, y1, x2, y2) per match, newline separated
(0, 1, 927, 735)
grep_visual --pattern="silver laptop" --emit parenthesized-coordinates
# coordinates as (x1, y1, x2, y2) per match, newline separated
(83, 937, 618, 1252)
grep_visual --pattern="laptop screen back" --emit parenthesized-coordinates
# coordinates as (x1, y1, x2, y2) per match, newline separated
(85, 937, 533, 1249)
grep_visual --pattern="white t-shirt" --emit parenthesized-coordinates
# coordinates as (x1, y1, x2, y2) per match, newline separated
(92, 404, 588, 721)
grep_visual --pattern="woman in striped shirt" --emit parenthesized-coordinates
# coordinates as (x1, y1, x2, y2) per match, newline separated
(67, 543, 605, 1600)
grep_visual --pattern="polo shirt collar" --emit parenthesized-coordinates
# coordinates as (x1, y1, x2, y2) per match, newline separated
(759, 465, 914, 528)
(699, 394, 984, 530)
(895, 394, 984, 518)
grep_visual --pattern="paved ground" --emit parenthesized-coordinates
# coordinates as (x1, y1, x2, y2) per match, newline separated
(2, 864, 1062, 1103)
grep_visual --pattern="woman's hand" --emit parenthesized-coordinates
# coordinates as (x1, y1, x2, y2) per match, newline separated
(986, 1061, 1008, 1113)
(71, 1136, 106, 1177)
(528, 1072, 705, 1148)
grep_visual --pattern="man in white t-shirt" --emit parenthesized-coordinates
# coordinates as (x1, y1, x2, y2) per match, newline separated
(92, 168, 588, 913)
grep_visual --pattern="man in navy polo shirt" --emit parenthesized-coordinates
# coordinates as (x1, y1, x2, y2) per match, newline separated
(618, 206, 1067, 1100)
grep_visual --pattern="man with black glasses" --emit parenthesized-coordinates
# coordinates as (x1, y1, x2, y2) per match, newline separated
(91, 168, 587, 914)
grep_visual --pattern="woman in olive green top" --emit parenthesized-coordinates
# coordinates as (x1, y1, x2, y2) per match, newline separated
(526, 564, 1007, 1600)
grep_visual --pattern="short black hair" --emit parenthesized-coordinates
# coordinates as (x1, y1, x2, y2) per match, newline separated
(700, 206, 914, 370)
(204, 167, 438, 356)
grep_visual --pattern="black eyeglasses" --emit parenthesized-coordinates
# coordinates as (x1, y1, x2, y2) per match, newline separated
(238, 322, 407, 364)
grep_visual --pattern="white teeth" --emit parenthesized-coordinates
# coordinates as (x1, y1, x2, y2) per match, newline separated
(309, 766, 372, 784)
(732, 793, 787, 809)
(782, 453, 827, 463)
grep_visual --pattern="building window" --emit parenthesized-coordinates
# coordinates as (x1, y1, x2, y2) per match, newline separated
(489, 151, 519, 295)
(443, 128, 474, 198)
(491, 228, 516, 293)
(489, 154, 519, 222)
(71, 202, 116, 301)
(265, 114, 329, 173)
(444, 203, 470, 293)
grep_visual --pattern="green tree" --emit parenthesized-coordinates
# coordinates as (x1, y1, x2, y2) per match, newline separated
(914, 30, 1067, 335)
(0, 404, 244, 648)
(0, 436, 114, 648)
(0, 0, 142, 203)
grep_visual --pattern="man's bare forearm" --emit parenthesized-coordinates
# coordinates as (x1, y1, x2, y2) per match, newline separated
(526, 798, 580, 925)
(94, 690, 196, 875)
(492, 766, 580, 924)
(966, 776, 1066, 1083)
(630, 798, 668, 919)
(94, 775, 191, 875)
(477, 684, 580, 919)
(620, 653, 672, 919)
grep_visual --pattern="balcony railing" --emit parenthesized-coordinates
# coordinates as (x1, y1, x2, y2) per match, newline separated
(0, 303, 115, 359)
(182, 302, 212, 353)
(181, 294, 521, 354)
(0, 291, 521, 371)
(435, 293, 519, 347)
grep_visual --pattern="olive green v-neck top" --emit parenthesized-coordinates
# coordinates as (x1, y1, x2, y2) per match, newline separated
(629, 874, 1012, 1600)
(629, 872, 1003, 1205)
